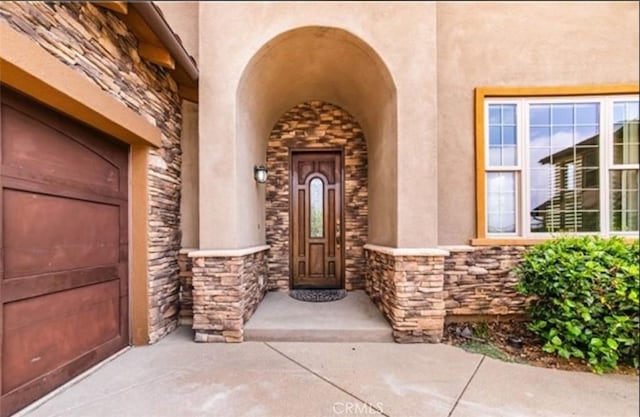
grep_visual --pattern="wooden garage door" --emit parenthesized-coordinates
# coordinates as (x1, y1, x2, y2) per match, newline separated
(0, 88, 129, 417)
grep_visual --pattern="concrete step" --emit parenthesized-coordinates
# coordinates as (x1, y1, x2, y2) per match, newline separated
(244, 290, 394, 343)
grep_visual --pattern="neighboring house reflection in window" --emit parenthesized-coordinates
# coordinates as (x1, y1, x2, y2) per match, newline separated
(482, 94, 639, 238)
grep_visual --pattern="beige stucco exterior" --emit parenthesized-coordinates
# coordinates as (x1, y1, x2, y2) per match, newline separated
(436, 2, 640, 244)
(198, 2, 438, 249)
(179, 100, 199, 248)
(156, 1, 199, 63)
(162, 1, 639, 249)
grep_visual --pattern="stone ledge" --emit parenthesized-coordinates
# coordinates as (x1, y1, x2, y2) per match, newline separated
(364, 244, 449, 257)
(438, 245, 476, 253)
(179, 248, 198, 255)
(188, 245, 270, 258)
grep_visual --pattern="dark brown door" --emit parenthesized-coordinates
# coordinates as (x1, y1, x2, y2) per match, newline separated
(0, 88, 129, 417)
(291, 151, 343, 289)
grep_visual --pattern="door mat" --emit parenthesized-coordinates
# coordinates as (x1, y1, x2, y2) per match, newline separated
(289, 289, 347, 303)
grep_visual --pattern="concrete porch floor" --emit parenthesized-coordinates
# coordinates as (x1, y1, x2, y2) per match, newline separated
(15, 327, 639, 417)
(244, 290, 393, 342)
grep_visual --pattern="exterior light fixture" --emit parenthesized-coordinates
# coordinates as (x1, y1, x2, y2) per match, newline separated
(254, 165, 268, 184)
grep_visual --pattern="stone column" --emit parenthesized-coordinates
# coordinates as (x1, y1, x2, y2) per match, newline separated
(364, 244, 449, 342)
(189, 246, 269, 342)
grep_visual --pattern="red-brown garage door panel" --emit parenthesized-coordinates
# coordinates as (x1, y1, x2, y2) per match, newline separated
(1, 105, 124, 198)
(1, 87, 129, 417)
(2, 280, 120, 394)
(3, 190, 120, 278)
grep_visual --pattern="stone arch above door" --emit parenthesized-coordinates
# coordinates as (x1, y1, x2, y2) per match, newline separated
(266, 101, 368, 291)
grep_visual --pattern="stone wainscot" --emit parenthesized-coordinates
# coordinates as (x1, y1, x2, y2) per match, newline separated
(189, 246, 270, 343)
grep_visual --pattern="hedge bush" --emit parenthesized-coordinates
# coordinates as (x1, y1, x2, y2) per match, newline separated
(516, 236, 639, 373)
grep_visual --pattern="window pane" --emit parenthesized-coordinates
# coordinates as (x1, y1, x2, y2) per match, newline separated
(502, 126, 516, 145)
(627, 101, 639, 119)
(614, 143, 640, 165)
(613, 122, 639, 164)
(530, 167, 552, 190)
(530, 105, 550, 125)
(502, 146, 517, 165)
(611, 212, 638, 232)
(502, 105, 516, 125)
(487, 104, 517, 166)
(530, 211, 549, 232)
(530, 147, 552, 169)
(576, 103, 599, 125)
(489, 105, 502, 124)
(614, 102, 626, 123)
(487, 172, 516, 233)
(551, 126, 573, 149)
(610, 169, 639, 232)
(581, 168, 599, 188)
(613, 101, 638, 123)
(613, 101, 640, 165)
(530, 189, 552, 212)
(610, 169, 639, 190)
(489, 126, 501, 145)
(489, 146, 501, 165)
(529, 102, 600, 233)
(579, 189, 600, 210)
(577, 212, 600, 232)
(530, 127, 550, 147)
(552, 104, 574, 125)
(499, 192, 516, 212)
(310, 178, 324, 238)
(611, 191, 639, 211)
(575, 125, 599, 146)
(577, 146, 599, 168)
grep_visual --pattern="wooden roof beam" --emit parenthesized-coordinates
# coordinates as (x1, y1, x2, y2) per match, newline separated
(138, 43, 175, 70)
(94, 2, 128, 15)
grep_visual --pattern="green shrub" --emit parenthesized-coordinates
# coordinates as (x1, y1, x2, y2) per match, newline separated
(516, 236, 639, 373)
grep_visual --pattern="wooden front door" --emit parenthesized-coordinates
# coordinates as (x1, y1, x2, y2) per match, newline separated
(291, 151, 343, 289)
(1, 88, 129, 417)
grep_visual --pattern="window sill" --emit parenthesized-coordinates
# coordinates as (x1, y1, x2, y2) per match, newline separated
(471, 236, 638, 246)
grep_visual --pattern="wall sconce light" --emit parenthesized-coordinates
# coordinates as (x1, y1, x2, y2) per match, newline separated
(254, 165, 268, 184)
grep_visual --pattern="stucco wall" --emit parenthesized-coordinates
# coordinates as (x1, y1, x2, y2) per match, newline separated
(0, 2, 184, 343)
(156, 1, 199, 63)
(436, 2, 640, 244)
(180, 101, 199, 248)
(198, 2, 438, 250)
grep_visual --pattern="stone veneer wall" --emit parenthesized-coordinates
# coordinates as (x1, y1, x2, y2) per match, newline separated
(365, 247, 447, 343)
(266, 101, 368, 290)
(0, 2, 184, 342)
(443, 246, 528, 317)
(191, 248, 269, 342)
(178, 250, 195, 325)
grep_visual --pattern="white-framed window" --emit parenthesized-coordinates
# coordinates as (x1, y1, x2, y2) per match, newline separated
(484, 95, 639, 237)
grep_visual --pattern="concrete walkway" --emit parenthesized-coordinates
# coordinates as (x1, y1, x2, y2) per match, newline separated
(245, 290, 393, 342)
(15, 327, 639, 417)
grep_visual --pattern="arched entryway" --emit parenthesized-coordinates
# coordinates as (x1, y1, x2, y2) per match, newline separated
(189, 25, 402, 343)
(265, 101, 368, 291)
(235, 25, 397, 249)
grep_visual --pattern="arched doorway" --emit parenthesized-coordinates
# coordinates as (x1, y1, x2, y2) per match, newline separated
(235, 25, 397, 249)
(189, 25, 399, 343)
(265, 101, 368, 291)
